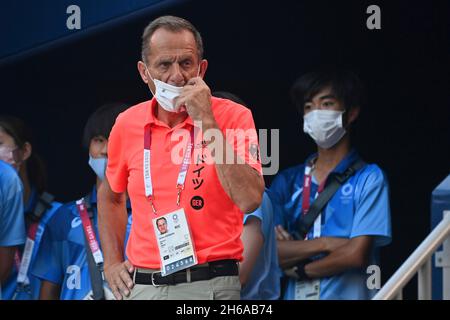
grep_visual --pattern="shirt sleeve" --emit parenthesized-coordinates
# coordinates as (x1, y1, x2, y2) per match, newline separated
(244, 204, 264, 225)
(0, 165, 26, 247)
(106, 113, 128, 193)
(267, 173, 289, 228)
(227, 107, 262, 175)
(351, 165, 392, 247)
(244, 192, 274, 239)
(31, 214, 64, 284)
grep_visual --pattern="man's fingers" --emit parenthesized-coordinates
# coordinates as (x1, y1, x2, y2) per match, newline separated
(276, 225, 293, 241)
(275, 225, 286, 241)
(110, 284, 122, 300)
(115, 276, 130, 297)
(186, 76, 202, 86)
(104, 262, 135, 299)
(124, 260, 135, 273)
(175, 96, 187, 109)
(275, 226, 281, 239)
(282, 230, 293, 240)
(275, 226, 283, 240)
(119, 268, 134, 289)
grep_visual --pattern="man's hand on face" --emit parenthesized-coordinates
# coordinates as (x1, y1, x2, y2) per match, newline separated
(104, 260, 134, 300)
(176, 77, 214, 123)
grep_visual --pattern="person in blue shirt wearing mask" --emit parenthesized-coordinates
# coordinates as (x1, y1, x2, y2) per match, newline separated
(0, 159, 26, 300)
(31, 102, 132, 300)
(270, 68, 392, 300)
(0, 116, 62, 300)
(213, 91, 282, 300)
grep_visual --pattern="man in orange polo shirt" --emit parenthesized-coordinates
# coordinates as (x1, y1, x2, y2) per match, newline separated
(97, 15, 265, 300)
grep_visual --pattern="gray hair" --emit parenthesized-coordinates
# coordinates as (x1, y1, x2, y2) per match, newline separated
(141, 15, 204, 64)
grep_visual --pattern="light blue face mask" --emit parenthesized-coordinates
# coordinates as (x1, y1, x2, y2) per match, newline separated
(88, 156, 107, 181)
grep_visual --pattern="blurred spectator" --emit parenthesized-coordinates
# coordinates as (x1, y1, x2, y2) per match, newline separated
(31, 103, 133, 300)
(0, 116, 61, 300)
(0, 160, 26, 299)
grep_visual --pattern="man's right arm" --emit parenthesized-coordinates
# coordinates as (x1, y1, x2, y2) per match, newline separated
(275, 225, 350, 269)
(97, 177, 134, 300)
(0, 167, 25, 285)
(0, 246, 16, 284)
(39, 280, 61, 300)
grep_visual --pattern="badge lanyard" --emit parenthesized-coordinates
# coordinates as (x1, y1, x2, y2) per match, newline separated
(295, 158, 329, 300)
(76, 199, 104, 267)
(301, 159, 328, 239)
(143, 125, 195, 214)
(14, 200, 61, 294)
(15, 222, 39, 286)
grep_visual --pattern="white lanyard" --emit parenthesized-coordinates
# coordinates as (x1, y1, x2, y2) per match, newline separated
(143, 125, 194, 214)
(15, 223, 39, 285)
(76, 199, 104, 266)
(296, 159, 332, 300)
(302, 160, 328, 239)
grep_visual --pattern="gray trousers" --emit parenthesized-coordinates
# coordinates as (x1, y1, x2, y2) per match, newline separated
(126, 267, 241, 300)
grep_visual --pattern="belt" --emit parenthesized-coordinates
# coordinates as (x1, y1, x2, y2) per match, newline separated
(133, 259, 239, 286)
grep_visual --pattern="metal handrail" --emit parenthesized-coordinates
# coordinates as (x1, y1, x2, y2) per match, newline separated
(373, 210, 450, 300)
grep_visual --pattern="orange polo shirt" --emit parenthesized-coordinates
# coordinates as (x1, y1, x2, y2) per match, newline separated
(106, 97, 262, 269)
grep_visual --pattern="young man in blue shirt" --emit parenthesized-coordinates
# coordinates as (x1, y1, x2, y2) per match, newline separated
(270, 69, 392, 300)
(31, 103, 132, 300)
(0, 160, 26, 299)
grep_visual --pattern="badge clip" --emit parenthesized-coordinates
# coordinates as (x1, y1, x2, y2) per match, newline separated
(148, 196, 157, 214)
(176, 184, 184, 206)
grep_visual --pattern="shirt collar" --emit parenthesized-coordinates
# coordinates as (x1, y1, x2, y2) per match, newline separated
(145, 98, 194, 128)
(305, 148, 360, 175)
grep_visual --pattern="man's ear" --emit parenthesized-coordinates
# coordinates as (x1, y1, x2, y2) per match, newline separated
(137, 61, 149, 84)
(198, 59, 208, 78)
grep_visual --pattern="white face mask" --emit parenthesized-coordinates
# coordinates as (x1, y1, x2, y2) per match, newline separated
(88, 156, 107, 181)
(303, 110, 346, 149)
(152, 78, 185, 113)
(145, 65, 201, 113)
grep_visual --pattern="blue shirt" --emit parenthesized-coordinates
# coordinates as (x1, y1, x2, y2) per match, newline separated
(1, 188, 62, 300)
(241, 191, 282, 300)
(0, 160, 25, 300)
(269, 149, 392, 300)
(31, 186, 132, 300)
(0, 160, 25, 247)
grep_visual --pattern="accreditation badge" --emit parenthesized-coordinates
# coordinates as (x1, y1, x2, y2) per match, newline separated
(295, 279, 320, 300)
(152, 208, 197, 276)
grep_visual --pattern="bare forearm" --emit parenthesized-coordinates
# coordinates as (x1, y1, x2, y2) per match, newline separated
(215, 162, 264, 213)
(277, 239, 325, 269)
(305, 239, 371, 279)
(98, 206, 127, 265)
(240, 218, 264, 286)
(0, 246, 15, 284)
(203, 119, 264, 213)
(39, 281, 61, 300)
(97, 183, 127, 265)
